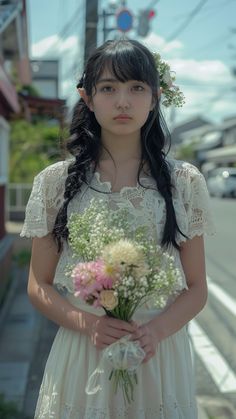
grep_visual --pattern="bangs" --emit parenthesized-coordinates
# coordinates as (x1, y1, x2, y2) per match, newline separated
(91, 41, 158, 90)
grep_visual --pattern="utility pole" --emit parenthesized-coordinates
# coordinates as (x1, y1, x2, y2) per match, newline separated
(84, 0, 98, 65)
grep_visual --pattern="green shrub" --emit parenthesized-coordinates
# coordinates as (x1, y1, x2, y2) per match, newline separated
(13, 250, 31, 267)
(0, 393, 22, 418)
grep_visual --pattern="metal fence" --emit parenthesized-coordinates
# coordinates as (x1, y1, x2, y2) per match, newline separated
(7, 183, 32, 221)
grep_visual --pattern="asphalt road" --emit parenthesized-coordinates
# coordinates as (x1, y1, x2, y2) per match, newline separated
(206, 197, 235, 283)
(193, 197, 236, 415)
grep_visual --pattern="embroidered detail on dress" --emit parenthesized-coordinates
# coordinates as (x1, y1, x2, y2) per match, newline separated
(34, 397, 197, 419)
(21, 158, 215, 293)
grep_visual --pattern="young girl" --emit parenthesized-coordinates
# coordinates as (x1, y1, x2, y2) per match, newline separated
(21, 39, 214, 418)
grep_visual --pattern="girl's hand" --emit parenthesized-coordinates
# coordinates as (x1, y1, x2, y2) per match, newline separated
(131, 320, 160, 363)
(88, 315, 137, 350)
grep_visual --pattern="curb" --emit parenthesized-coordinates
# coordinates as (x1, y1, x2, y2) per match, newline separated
(198, 396, 236, 419)
(198, 401, 209, 419)
(0, 264, 19, 330)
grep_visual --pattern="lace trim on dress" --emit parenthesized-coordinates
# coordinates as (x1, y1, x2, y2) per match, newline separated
(20, 160, 70, 238)
(93, 171, 153, 195)
(170, 160, 216, 242)
(35, 394, 197, 419)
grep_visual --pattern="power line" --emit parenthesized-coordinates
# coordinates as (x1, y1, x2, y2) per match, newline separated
(188, 0, 236, 27)
(39, 4, 83, 57)
(166, 0, 209, 42)
(178, 81, 235, 89)
(190, 32, 232, 55)
(201, 87, 234, 113)
(146, 0, 160, 9)
(173, 0, 235, 22)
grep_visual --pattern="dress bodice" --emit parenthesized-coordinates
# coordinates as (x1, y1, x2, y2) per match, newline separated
(20, 158, 215, 294)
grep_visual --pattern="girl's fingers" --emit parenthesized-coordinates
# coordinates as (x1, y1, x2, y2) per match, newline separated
(131, 329, 144, 341)
(107, 318, 137, 333)
(106, 326, 132, 339)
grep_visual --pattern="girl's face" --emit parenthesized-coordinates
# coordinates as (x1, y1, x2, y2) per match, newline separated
(88, 69, 155, 137)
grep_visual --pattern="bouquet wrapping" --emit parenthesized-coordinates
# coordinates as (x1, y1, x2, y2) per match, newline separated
(68, 199, 181, 403)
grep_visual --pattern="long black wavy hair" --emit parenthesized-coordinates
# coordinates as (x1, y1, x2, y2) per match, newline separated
(52, 39, 185, 252)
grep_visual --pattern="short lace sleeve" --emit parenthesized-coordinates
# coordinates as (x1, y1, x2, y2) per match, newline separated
(174, 161, 215, 240)
(20, 161, 70, 238)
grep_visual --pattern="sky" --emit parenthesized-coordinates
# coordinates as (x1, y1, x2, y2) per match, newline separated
(27, 0, 236, 128)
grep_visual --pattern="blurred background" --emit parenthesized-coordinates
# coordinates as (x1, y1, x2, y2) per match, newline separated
(0, 0, 235, 418)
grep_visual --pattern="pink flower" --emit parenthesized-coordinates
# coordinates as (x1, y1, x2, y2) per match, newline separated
(72, 261, 101, 294)
(72, 259, 117, 303)
(95, 259, 116, 288)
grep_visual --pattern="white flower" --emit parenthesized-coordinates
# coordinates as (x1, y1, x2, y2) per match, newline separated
(153, 52, 185, 107)
(100, 290, 118, 310)
(102, 239, 148, 278)
(162, 69, 173, 87)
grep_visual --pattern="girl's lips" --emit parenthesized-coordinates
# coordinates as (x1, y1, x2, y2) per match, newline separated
(114, 114, 132, 120)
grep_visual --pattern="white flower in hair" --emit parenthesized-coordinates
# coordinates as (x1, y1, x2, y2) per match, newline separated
(162, 69, 173, 87)
(153, 53, 185, 108)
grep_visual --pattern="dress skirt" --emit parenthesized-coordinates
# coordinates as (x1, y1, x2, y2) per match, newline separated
(34, 294, 198, 419)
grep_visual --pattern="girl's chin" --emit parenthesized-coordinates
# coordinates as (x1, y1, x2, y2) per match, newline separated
(101, 125, 141, 136)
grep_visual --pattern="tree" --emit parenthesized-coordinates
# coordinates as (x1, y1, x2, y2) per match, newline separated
(9, 120, 68, 183)
(175, 142, 196, 163)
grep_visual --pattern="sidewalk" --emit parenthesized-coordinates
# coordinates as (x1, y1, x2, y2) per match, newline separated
(0, 265, 42, 414)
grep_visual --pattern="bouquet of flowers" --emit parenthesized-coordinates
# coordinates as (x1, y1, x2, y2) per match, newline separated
(68, 199, 181, 404)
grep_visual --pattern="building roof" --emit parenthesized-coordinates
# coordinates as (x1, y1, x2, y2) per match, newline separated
(219, 117, 236, 131)
(171, 116, 213, 143)
(18, 93, 66, 125)
(180, 124, 216, 141)
(203, 145, 236, 163)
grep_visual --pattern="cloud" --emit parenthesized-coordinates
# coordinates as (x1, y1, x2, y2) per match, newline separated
(31, 35, 78, 57)
(173, 60, 234, 123)
(168, 58, 233, 86)
(144, 32, 184, 56)
(145, 34, 235, 124)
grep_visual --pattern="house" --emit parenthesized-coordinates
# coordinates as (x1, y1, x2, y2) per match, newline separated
(171, 116, 213, 145)
(0, 0, 31, 303)
(201, 116, 236, 168)
(31, 59, 59, 98)
(17, 59, 66, 128)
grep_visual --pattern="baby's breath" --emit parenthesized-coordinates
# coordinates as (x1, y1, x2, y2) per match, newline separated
(69, 199, 182, 313)
(153, 53, 185, 108)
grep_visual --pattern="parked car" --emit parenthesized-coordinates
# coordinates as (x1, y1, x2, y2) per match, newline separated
(206, 167, 236, 198)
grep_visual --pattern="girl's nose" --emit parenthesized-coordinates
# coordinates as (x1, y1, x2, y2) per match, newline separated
(115, 91, 130, 109)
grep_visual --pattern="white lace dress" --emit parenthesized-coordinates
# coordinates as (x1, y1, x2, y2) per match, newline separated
(21, 158, 215, 419)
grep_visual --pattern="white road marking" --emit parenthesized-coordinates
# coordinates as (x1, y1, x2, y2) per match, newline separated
(189, 320, 236, 393)
(207, 275, 236, 317)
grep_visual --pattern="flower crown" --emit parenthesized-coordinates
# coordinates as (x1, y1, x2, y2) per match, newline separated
(153, 53, 185, 108)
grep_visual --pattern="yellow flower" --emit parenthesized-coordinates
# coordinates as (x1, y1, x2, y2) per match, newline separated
(102, 239, 147, 278)
(104, 263, 119, 278)
(100, 290, 118, 310)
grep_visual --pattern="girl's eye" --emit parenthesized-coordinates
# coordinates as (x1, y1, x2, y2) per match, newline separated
(132, 85, 145, 92)
(100, 86, 114, 93)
